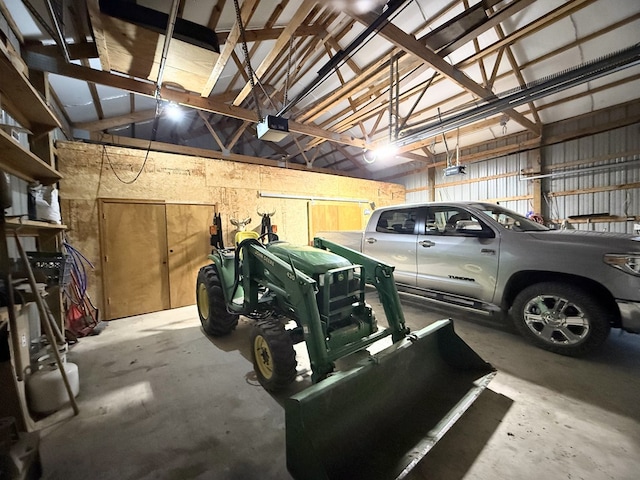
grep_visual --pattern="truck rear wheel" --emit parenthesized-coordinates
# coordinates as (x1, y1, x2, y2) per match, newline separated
(511, 282, 610, 356)
(196, 265, 238, 336)
(250, 319, 297, 392)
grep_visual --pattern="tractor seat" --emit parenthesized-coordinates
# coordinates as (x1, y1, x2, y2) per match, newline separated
(235, 230, 260, 245)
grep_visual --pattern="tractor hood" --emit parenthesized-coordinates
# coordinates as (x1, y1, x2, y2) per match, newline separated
(266, 242, 352, 275)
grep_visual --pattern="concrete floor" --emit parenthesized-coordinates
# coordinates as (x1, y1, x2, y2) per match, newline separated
(38, 294, 640, 480)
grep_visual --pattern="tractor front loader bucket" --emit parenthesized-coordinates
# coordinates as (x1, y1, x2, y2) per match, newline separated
(285, 319, 496, 480)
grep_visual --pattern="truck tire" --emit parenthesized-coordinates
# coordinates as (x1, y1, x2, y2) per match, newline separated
(250, 319, 297, 392)
(196, 265, 238, 336)
(511, 282, 610, 356)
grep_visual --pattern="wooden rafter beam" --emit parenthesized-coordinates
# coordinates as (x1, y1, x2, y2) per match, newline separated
(495, 23, 542, 126)
(306, 0, 596, 154)
(225, 1, 290, 96)
(23, 42, 98, 60)
(232, 0, 317, 106)
(93, 133, 362, 178)
(197, 111, 225, 150)
(436, 0, 537, 58)
(350, 9, 540, 136)
(74, 109, 157, 132)
(217, 24, 326, 43)
(86, 0, 110, 71)
(456, 0, 598, 71)
(207, 0, 226, 30)
(201, 0, 259, 97)
(24, 50, 368, 150)
(308, 0, 606, 153)
(226, 121, 250, 151)
(68, 2, 104, 120)
(335, 144, 366, 169)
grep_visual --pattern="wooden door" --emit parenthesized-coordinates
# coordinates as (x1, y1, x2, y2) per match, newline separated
(166, 204, 214, 308)
(308, 202, 366, 242)
(100, 201, 170, 319)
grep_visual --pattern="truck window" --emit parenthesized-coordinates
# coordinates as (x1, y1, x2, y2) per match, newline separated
(425, 207, 481, 235)
(376, 208, 419, 234)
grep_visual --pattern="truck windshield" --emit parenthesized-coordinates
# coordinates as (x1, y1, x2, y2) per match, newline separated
(478, 205, 549, 232)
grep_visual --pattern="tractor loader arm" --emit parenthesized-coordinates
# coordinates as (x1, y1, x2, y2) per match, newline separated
(234, 239, 340, 380)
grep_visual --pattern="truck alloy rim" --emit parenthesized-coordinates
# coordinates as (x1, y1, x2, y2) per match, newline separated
(523, 294, 590, 345)
(253, 336, 273, 379)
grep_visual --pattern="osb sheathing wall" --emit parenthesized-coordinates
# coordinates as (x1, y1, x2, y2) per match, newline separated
(56, 141, 405, 314)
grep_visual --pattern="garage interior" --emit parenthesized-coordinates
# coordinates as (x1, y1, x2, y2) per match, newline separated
(0, 0, 639, 479)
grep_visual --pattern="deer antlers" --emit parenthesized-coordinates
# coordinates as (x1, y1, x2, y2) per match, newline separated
(257, 208, 276, 218)
(230, 215, 252, 231)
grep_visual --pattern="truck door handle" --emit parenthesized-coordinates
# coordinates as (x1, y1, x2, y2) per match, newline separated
(419, 240, 435, 247)
(365, 237, 376, 244)
(481, 249, 496, 255)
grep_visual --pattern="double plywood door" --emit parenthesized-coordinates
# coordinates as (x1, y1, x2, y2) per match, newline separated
(100, 200, 213, 320)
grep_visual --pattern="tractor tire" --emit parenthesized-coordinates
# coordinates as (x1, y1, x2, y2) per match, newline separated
(510, 282, 610, 356)
(196, 265, 239, 336)
(250, 319, 297, 392)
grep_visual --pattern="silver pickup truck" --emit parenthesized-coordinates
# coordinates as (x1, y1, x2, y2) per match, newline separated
(317, 201, 640, 356)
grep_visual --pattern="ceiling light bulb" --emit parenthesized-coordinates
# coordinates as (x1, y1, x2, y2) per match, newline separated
(164, 102, 183, 121)
(375, 143, 398, 160)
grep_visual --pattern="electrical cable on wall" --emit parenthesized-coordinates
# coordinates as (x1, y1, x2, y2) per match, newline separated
(99, 92, 167, 185)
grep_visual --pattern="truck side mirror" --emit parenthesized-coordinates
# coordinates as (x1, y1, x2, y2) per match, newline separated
(457, 220, 495, 238)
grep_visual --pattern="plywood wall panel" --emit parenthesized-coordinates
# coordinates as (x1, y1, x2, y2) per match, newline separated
(57, 141, 405, 315)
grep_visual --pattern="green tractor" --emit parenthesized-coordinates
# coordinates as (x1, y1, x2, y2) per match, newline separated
(196, 236, 495, 480)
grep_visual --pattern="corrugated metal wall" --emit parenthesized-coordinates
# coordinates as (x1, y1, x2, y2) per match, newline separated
(543, 123, 640, 233)
(400, 103, 640, 232)
(404, 147, 535, 215)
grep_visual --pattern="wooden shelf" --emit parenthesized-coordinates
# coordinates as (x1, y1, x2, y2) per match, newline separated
(0, 127, 62, 185)
(4, 218, 67, 235)
(0, 41, 61, 136)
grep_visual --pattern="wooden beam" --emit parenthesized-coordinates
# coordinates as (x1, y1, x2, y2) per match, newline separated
(437, 0, 537, 58)
(74, 109, 157, 131)
(494, 21, 542, 126)
(197, 111, 225, 150)
(226, 121, 250, 151)
(456, 0, 598, 71)
(0, 0, 24, 44)
(201, 0, 259, 97)
(68, 4, 104, 120)
(309, 0, 597, 151)
(335, 144, 365, 169)
(24, 51, 368, 149)
(217, 24, 326, 44)
(86, 0, 111, 71)
(207, 0, 226, 30)
(351, 9, 541, 136)
(233, 0, 317, 106)
(92, 134, 364, 178)
(23, 41, 99, 60)
(226, 1, 290, 90)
